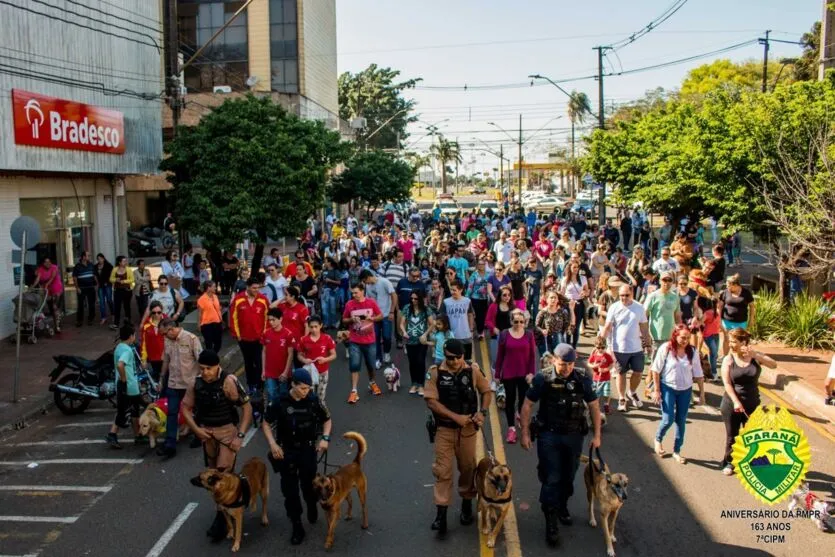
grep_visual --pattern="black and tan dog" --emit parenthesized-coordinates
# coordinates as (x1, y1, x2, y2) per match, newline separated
(475, 456, 513, 548)
(190, 457, 270, 552)
(311, 431, 368, 549)
(582, 452, 629, 557)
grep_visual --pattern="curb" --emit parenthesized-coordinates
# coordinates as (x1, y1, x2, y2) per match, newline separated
(759, 365, 835, 425)
(0, 342, 242, 435)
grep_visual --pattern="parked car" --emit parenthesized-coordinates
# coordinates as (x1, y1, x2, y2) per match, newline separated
(433, 195, 461, 216)
(470, 186, 487, 195)
(571, 199, 597, 213)
(524, 196, 567, 212)
(477, 199, 500, 213)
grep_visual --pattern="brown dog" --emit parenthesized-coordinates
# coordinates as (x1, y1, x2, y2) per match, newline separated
(311, 431, 368, 549)
(190, 457, 270, 552)
(582, 453, 629, 557)
(137, 403, 189, 448)
(475, 456, 513, 548)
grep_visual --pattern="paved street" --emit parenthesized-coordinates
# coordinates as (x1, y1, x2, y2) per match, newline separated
(0, 329, 832, 557)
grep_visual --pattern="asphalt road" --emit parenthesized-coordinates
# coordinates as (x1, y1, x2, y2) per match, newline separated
(0, 329, 833, 557)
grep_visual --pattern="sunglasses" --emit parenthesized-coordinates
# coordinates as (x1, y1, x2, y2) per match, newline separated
(158, 282, 168, 286)
(661, 278, 673, 282)
(513, 319, 525, 324)
(151, 310, 162, 315)
(444, 353, 463, 361)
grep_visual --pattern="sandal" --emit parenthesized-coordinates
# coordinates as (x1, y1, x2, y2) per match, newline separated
(654, 440, 666, 456)
(673, 453, 686, 464)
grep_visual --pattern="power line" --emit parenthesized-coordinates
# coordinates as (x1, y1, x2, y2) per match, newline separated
(0, 52, 162, 86)
(0, 62, 163, 101)
(606, 0, 690, 51)
(63, 0, 162, 35)
(97, 0, 161, 27)
(0, 44, 162, 81)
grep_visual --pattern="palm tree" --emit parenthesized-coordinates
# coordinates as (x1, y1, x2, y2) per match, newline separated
(404, 152, 431, 195)
(430, 137, 463, 194)
(567, 91, 591, 196)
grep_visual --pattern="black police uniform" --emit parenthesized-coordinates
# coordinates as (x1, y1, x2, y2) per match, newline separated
(525, 369, 597, 533)
(264, 391, 330, 525)
(193, 371, 249, 471)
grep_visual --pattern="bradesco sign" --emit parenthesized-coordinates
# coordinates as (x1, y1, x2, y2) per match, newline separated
(11, 89, 125, 155)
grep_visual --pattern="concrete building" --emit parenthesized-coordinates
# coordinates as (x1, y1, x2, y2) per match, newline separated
(0, 0, 163, 338)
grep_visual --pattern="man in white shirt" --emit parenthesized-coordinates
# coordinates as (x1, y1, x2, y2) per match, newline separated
(598, 285, 652, 412)
(346, 213, 358, 235)
(652, 247, 681, 277)
(263, 263, 288, 305)
(493, 231, 514, 264)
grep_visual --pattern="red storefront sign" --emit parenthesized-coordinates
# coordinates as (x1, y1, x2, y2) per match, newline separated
(11, 89, 125, 155)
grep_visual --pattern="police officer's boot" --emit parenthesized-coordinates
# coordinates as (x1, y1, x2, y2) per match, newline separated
(543, 506, 560, 547)
(290, 519, 306, 545)
(460, 498, 474, 525)
(430, 505, 448, 535)
(206, 511, 228, 543)
(306, 499, 318, 524)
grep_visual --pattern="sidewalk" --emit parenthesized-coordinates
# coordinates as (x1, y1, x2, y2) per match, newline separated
(0, 319, 242, 434)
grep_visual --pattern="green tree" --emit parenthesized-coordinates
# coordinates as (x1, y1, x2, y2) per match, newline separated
(430, 137, 462, 194)
(567, 91, 592, 195)
(794, 21, 822, 82)
(160, 95, 349, 271)
(338, 64, 421, 150)
(329, 150, 415, 219)
(404, 151, 431, 194)
(680, 59, 793, 98)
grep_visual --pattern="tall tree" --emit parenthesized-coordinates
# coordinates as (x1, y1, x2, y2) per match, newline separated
(794, 21, 822, 81)
(680, 59, 793, 98)
(430, 137, 462, 194)
(567, 91, 591, 195)
(160, 95, 350, 272)
(329, 150, 415, 219)
(338, 64, 421, 150)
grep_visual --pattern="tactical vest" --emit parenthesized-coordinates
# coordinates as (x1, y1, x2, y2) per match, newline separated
(537, 372, 587, 435)
(194, 372, 239, 427)
(435, 366, 478, 428)
(272, 393, 319, 448)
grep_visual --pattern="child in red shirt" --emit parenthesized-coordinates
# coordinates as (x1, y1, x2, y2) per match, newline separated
(261, 308, 296, 407)
(588, 336, 614, 415)
(298, 316, 337, 402)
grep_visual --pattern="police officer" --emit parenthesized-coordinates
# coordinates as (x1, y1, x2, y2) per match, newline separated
(181, 349, 253, 542)
(261, 368, 332, 546)
(424, 339, 492, 536)
(520, 344, 602, 547)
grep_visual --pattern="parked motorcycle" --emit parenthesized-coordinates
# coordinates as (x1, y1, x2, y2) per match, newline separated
(48, 349, 159, 415)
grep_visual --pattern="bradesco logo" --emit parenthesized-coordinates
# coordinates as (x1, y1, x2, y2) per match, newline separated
(12, 89, 125, 154)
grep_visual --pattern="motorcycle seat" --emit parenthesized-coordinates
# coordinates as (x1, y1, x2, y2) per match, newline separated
(66, 356, 99, 369)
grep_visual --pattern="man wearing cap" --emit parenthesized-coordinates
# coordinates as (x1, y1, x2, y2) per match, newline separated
(424, 339, 492, 536)
(643, 270, 682, 393)
(520, 343, 601, 547)
(262, 368, 332, 545)
(596, 275, 623, 334)
(182, 349, 253, 542)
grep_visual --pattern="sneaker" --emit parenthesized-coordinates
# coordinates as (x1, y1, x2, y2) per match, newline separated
(629, 392, 643, 409)
(369, 382, 382, 396)
(418, 387, 425, 397)
(506, 427, 517, 444)
(383, 352, 392, 364)
(109, 324, 118, 331)
(347, 390, 359, 404)
(408, 385, 419, 395)
(673, 453, 687, 464)
(375, 359, 382, 370)
(105, 433, 122, 449)
(617, 399, 627, 412)
(722, 464, 734, 476)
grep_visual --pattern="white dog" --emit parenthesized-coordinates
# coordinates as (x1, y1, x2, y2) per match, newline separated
(787, 482, 835, 532)
(383, 365, 401, 392)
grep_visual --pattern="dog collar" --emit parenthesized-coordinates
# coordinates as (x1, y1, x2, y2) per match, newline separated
(482, 494, 512, 504)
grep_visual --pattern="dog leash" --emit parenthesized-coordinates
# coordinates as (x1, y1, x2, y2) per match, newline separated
(317, 449, 342, 475)
(476, 417, 497, 465)
(588, 445, 609, 483)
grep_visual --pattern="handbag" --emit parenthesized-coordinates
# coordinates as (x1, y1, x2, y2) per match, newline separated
(303, 363, 320, 386)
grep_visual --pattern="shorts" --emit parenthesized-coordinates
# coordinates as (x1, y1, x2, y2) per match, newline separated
(114, 384, 141, 429)
(721, 320, 747, 331)
(593, 380, 611, 398)
(613, 351, 645, 375)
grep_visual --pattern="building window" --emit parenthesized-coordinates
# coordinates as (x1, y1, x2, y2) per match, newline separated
(179, 1, 249, 92)
(269, 0, 298, 93)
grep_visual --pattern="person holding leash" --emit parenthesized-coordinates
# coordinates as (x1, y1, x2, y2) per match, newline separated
(181, 349, 253, 543)
(520, 343, 602, 547)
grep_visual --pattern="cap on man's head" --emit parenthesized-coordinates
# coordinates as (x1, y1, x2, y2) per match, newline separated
(198, 349, 220, 366)
(660, 271, 675, 281)
(443, 338, 465, 357)
(292, 368, 313, 386)
(553, 343, 576, 363)
(607, 276, 624, 288)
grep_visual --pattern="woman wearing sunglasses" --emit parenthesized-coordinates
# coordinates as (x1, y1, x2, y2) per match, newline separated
(493, 309, 536, 444)
(140, 300, 166, 382)
(485, 285, 515, 365)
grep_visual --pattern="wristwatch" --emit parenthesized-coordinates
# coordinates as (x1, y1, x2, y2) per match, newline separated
(322, 435, 331, 442)
(480, 409, 488, 417)
(236, 431, 245, 439)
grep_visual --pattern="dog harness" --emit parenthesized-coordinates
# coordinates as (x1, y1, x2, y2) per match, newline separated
(225, 474, 251, 509)
(151, 405, 167, 435)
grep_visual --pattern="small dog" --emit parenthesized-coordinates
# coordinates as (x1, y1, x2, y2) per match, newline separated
(787, 482, 835, 532)
(138, 398, 189, 448)
(311, 432, 369, 549)
(475, 456, 513, 548)
(190, 457, 270, 552)
(582, 452, 629, 557)
(383, 365, 401, 392)
(336, 329, 351, 359)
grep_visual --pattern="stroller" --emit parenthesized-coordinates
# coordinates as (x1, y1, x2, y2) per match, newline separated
(12, 288, 56, 344)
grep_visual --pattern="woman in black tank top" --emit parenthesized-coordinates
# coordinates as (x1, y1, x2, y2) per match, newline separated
(718, 328, 777, 475)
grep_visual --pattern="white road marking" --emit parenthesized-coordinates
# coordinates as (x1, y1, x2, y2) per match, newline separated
(56, 421, 113, 428)
(0, 459, 142, 466)
(82, 408, 116, 413)
(242, 427, 257, 447)
(0, 516, 78, 524)
(10, 439, 135, 447)
(0, 554, 40, 557)
(144, 502, 199, 557)
(0, 485, 112, 493)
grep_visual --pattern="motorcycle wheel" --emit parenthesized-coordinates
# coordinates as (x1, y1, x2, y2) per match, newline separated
(53, 373, 92, 415)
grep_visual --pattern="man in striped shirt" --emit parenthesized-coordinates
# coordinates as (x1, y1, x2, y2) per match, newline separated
(72, 251, 97, 326)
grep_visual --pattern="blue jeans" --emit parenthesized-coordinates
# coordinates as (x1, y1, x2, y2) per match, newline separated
(374, 317, 393, 360)
(349, 342, 377, 374)
(164, 387, 186, 449)
(321, 288, 338, 328)
(97, 285, 113, 319)
(527, 292, 540, 323)
(537, 333, 564, 356)
(656, 384, 692, 453)
(264, 378, 281, 409)
(537, 431, 585, 509)
(704, 335, 719, 378)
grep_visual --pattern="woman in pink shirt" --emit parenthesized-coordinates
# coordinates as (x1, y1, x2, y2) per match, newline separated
(33, 256, 64, 332)
(396, 233, 415, 264)
(493, 308, 537, 444)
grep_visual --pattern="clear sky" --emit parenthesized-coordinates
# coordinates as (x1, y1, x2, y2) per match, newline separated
(336, 0, 821, 174)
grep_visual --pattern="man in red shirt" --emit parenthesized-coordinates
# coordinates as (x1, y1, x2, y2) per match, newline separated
(283, 250, 315, 280)
(230, 276, 269, 391)
(261, 307, 296, 407)
(298, 315, 337, 402)
(342, 283, 383, 404)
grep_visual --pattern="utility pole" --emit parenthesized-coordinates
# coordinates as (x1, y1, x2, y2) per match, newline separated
(595, 46, 607, 225)
(499, 144, 504, 195)
(164, 0, 181, 138)
(820, 0, 835, 79)
(517, 113, 523, 208)
(760, 30, 771, 93)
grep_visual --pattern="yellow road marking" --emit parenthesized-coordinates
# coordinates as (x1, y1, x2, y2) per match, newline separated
(759, 386, 835, 445)
(478, 339, 523, 557)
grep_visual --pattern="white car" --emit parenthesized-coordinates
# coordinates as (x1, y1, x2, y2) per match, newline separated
(524, 196, 567, 212)
(434, 197, 461, 216)
(477, 199, 500, 213)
